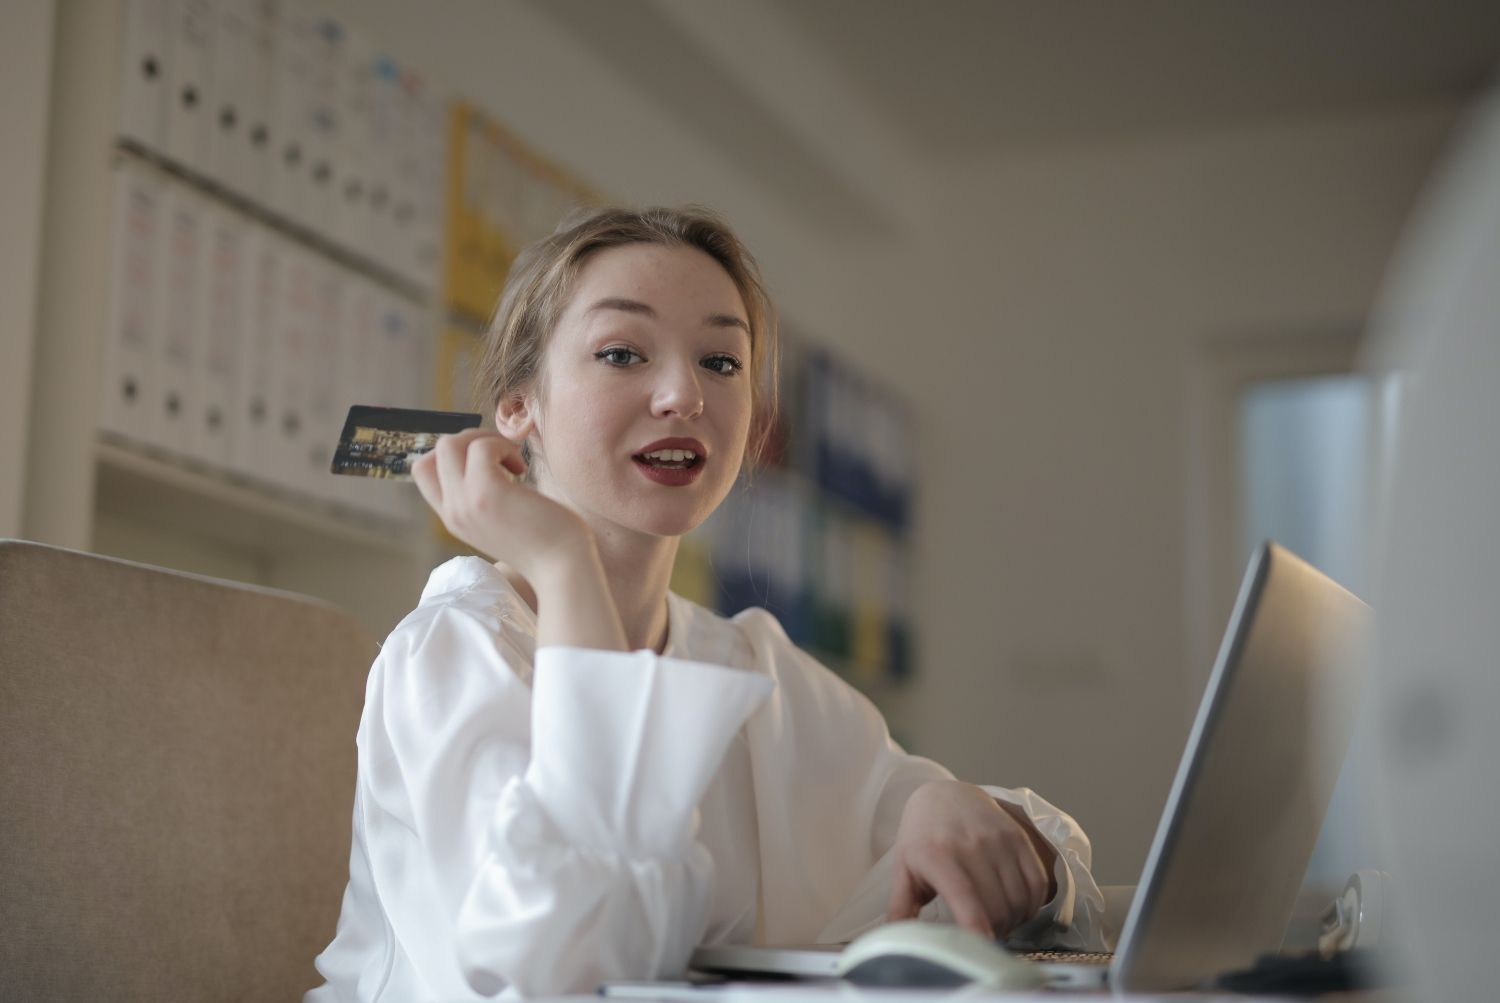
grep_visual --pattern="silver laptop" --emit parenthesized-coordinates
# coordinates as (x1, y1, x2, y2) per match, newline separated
(690, 542, 1370, 992)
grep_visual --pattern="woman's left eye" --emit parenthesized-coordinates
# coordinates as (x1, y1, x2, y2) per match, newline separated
(596, 347, 643, 366)
(702, 354, 744, 376)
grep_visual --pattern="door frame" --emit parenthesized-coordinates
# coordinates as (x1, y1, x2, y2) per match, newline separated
(1182, 327, 1364, 713)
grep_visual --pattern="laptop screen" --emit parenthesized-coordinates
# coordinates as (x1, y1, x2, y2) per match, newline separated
(1111, 542, 1369, 992)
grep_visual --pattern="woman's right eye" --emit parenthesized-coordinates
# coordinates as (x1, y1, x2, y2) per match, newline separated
(595, 347, 644, 367)
(597, 346, 645, 365)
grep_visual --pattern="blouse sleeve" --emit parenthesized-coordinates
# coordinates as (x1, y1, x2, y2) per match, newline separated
(981, 785, 1108, 951)
(732, 610, 1105, 951)
(359, 602, 772, 998)
(811, 755, 1107, 951)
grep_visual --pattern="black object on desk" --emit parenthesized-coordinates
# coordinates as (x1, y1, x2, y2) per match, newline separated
(1209, 948, 1385, 995)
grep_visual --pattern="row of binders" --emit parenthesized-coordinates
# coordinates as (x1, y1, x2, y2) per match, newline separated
(763, 339, 918, 531)
(795, 344, 918, 530)
(676, 467, 914, 684)
(100, 159, 432, 523)
(119, 0, 445, 292)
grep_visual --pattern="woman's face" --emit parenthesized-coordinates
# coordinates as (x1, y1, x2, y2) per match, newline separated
(514, 242, 754, 541)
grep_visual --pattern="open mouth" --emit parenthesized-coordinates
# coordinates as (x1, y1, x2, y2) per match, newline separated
(632, 448, 703, 470)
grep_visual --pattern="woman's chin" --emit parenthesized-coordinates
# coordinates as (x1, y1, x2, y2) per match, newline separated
(616, 494, 721, 540)
(632, 510, 711, 540)
(566, 473, 733, 542)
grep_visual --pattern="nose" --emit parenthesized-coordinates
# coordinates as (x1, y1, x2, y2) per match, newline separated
(651, 359, 704, 420)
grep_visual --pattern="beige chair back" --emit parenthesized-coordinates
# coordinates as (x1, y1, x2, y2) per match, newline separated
(0, 540, 376, 1000)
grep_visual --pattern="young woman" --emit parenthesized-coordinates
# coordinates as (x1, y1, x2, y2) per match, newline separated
(309, 207, 1105, 1001)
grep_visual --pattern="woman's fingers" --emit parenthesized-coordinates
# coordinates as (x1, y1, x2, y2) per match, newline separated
(467, 432, 526, 479)
(410, 450, 441, 511)
(433, 427, 480, 492)
(893, 846, 1051, 940)
(413, 430, 525, 545)
(1014, 848, 1052, 917)
(989, 837, 1051, 934)
(889, 846, 1052, 939)
(912, 854, 995, 939)
(886, 861, 925, 923)
(959, 853, 1018, 936)
(492, 436, 528, 477)
(406, 428, 587, 576)
(992, 825, 1050, 920)
(887, 783, 1059, 940)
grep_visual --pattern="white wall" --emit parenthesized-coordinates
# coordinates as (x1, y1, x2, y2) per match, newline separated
(904, 102, 1461, 881)
(0, 0, 55, 537)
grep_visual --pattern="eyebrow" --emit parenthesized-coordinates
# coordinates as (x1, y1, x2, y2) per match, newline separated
(585, 297, 750, 336)
(706, 312, 752, 336)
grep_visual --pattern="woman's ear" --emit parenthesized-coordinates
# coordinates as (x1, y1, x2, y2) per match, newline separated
(495, 392, 536, 443)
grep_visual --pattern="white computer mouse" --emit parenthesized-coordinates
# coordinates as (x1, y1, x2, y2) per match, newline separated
(836, 920, 1045, 991)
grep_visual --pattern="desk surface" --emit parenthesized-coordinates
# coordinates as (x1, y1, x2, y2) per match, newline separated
(586, 982, 1409, 1002)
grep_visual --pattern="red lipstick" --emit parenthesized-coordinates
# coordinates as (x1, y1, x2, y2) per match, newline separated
(632, 437, 707, 487)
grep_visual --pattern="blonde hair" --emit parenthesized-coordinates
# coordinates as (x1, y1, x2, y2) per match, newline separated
(472, 205, 780, 479)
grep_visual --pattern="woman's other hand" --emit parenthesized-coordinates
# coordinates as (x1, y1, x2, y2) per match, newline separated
(411, 429, 587, 580)
(887, 780, 1059, 939)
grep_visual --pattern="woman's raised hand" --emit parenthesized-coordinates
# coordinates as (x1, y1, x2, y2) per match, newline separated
(410, 428, 589, 581)
(887, 780, 1058, 940)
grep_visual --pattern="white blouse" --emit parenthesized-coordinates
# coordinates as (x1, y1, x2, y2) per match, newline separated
(308, 557, 1105, 1001)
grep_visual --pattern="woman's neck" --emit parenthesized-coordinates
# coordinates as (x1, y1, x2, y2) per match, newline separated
(591, 524, 678, 654)
(498, 525, 678, 655)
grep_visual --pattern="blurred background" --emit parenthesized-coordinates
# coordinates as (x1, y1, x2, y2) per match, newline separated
(3, 0, 1498, 899)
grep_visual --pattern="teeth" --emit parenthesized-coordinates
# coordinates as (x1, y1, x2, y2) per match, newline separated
(642, 448, 696, 462)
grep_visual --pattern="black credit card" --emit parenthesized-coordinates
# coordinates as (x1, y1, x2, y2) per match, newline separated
(330, 405, 482, 480)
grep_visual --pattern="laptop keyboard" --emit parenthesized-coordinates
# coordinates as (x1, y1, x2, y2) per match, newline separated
(1018, 950, 1115, 965)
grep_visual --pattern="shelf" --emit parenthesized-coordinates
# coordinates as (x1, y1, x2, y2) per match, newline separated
(95, 438, 421, 558)
(112, 140, 434, 308)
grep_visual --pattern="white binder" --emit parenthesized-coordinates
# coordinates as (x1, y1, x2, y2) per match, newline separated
(302, 16, 344, 238)
(159, 183, 208, 458)
(394, 72, 446, 291)
(332, 26, 376, 255)
(268, 5, 314, 223)
(373, 288, 415, 520)
(399, 294, 433, 522)
(100, 162, 166, 448)
(390, 70, 424, 285)
(204, 0, 256, 196)
(336, 276, 383, 516)
(366, 55, 402, 276)
(386, 292, 432, 412)
(164, 0, 214, 177)
(411, 79, 448, 293)
(154, 180, 205, 460)
(118, 0, 172, 152)
(241, 0, 276, 205)
(231, 222, 279, 483)
(193, 200, 247, 470)
(408, 299, 435, 412)
(302, 256, 345, 504)
(268, 240, 317, 494)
